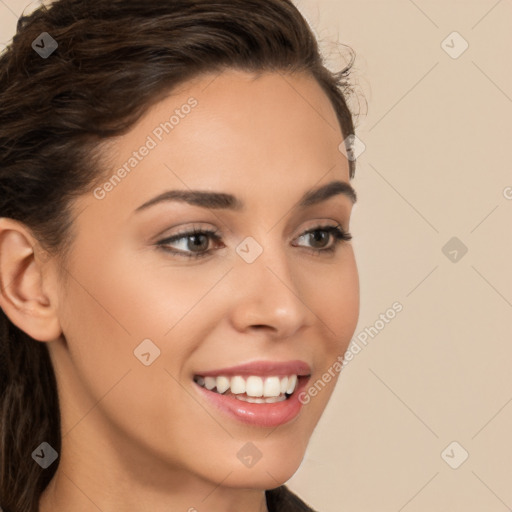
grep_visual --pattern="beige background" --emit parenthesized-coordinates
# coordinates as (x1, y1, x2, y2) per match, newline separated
(1, 0, 511, 511)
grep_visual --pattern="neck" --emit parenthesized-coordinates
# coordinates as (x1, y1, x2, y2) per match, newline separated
(39, 470, 269, 512)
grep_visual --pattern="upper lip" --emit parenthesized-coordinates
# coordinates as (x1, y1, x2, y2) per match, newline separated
(194, 360, 312, 378)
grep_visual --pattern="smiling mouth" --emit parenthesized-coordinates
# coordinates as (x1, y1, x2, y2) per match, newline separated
(193, 374, 308, 404)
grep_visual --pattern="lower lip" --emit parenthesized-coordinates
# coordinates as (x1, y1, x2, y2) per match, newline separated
(193, 377, 310, 428)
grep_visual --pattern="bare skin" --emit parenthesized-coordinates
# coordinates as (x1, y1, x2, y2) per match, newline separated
(0, 69, 359, 512)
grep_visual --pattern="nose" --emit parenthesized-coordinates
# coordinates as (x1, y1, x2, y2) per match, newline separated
(227, 243, 312, 339)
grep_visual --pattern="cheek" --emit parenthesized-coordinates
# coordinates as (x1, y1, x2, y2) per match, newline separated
(55, 258, 207, 461)
(62, 241, 221, 349)
(294, 253, 359, 418)
(309, 252, 360, 353)
(97, 247, 234, 342)
(54, 246, 169, 421)
(55, 246, 232, 423)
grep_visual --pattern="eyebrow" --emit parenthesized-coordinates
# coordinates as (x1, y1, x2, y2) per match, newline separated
(134, 180, 357, 214)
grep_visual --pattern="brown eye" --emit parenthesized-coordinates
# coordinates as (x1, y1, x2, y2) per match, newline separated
(185, 233, 210, 252)
(294, 225, 352, 254)
(307, 230, 331, 249)
(157, 228, 223, 259)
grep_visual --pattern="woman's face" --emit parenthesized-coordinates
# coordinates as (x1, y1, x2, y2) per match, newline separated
(49, 69, 359, 494)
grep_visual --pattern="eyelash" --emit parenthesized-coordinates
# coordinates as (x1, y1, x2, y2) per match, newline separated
(156, 224, 352, 260)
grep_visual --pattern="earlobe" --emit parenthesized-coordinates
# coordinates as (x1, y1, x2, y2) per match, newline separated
(0, 217, 62, 342)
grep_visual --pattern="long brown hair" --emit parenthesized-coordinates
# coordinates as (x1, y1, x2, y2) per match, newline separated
(0, 1, 358, 510)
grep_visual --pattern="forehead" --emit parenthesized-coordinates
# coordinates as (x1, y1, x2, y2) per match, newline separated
(85, 69, 350, 219)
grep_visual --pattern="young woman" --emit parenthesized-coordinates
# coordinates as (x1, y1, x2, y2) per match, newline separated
(0, 1, 360, 510)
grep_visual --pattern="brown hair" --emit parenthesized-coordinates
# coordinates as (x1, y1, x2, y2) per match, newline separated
(0, 0, 358, 510)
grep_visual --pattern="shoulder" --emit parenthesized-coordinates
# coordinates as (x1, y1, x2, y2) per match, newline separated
(265, 485, 319, 512)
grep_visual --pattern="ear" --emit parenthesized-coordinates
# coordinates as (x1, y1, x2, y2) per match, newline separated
(0, 217, 62, 342)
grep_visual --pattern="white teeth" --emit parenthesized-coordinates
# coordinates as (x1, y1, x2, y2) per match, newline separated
(286, 375, 297, 395)
(246, 376, 263, 397)
(264, 376, 282, 397)
(204, 376, 216, 390)
(195, 374, 300, 397)
(216, 376, 230, 394)
(230, 376, 246, 394)
(279, 376, 289, 394)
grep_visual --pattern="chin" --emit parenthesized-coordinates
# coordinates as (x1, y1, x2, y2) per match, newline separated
(222, 464, 300, 490)
(216, 439, 308, 489)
